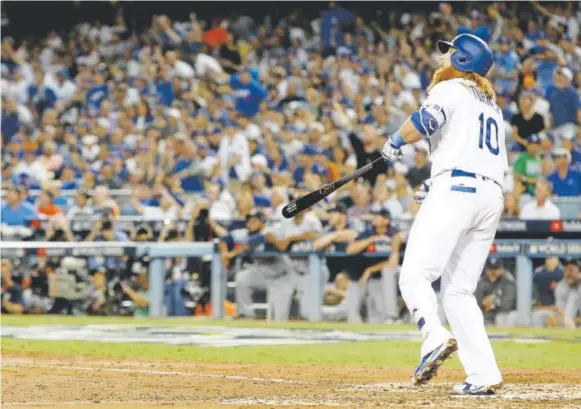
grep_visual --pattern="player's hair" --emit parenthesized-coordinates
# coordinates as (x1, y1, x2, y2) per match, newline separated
(428, 65, 496, 102)
(464, 73, 496, 102)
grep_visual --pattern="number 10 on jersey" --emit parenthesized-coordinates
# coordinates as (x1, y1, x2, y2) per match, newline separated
(478, 113, 500, 156)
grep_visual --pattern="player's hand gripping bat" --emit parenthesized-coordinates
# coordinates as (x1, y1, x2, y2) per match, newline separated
(282, 157, 384, 219)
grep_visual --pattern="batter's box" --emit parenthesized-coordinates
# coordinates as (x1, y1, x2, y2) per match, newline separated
(340, 382, 581, 402)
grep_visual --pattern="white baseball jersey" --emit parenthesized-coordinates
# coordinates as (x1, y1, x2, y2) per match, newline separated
(419, 78, 508, 186)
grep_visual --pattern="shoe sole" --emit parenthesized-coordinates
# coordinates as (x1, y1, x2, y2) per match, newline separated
(412, 338, 458, 386)
(452, 382, 503, 396)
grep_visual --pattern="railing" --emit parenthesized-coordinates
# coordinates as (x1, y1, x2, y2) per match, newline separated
(2, 239, 580, 325)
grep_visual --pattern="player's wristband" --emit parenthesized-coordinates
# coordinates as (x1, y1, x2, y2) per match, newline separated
(390, 130, 406, 149)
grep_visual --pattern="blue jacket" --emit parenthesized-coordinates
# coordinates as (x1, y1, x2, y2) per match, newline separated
(230, 75, 267, 117)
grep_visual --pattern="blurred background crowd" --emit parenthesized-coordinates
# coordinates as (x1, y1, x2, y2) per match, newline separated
(1, 2, 580, 326)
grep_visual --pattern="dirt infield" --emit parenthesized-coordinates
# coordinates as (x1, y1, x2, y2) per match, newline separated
(3, 352, 581, 409)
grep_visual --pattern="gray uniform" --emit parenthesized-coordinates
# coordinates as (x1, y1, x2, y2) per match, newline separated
(232, 226, 293, 321)
(474, 271, 518, 327)
(345, 227, 400, 323)
(280, 213, 326, 321)
(555, 279, 581, 323)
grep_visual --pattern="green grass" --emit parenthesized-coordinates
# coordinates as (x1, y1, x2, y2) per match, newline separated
(3, 338, 580, 369)
(2, 316, 580, 369)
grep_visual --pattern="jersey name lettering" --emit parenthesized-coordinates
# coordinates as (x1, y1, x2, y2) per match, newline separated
(469, 86, 500, 114)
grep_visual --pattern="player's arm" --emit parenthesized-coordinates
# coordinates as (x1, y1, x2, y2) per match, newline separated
(287, 231, 319, 244)
(498, 281, 517, 313)
(381, 99, 449, 160)
(359, 259, 389, 284)
(2, 297, 24, 314)
(512, 156, 535, 184)
(346, 234, 378, 254)
(511, 126, 528, 147)
(532, 2, 553, 19)
(388, 232, 403, 267)
(313, 229, 357, 251)
(265, 233, 289, 251)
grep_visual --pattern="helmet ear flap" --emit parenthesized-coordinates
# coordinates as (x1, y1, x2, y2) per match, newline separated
(452, 50, 470, 67)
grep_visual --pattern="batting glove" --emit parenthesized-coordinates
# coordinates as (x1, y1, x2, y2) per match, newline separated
(413, 179, 433, 204)
(381, 138, 403, 162)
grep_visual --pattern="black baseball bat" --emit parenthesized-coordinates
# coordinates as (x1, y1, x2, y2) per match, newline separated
(282, 157, 384, 219)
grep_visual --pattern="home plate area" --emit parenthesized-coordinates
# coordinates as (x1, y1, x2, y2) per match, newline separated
(3, 356, 580, 409)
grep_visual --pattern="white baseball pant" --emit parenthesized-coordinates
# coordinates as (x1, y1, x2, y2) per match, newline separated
(399, 171, 504, 386)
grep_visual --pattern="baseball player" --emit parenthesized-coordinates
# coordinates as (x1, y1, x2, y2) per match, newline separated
(219, 211, 293, 321)
(279, 210, 325, 320)
(381, 34, 507, 395)
(345, 208, 403, 323)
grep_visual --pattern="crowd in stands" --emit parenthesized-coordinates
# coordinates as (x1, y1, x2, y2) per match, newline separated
(2, 1, 581, 235)
(1, 3, 581, 325)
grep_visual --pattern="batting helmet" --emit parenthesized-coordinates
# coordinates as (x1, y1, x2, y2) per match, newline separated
(437, 34, 493, 77)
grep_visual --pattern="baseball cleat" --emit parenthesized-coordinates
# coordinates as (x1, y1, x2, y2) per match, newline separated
(451, 382, 503, 396)
(411, 338, 458, 386)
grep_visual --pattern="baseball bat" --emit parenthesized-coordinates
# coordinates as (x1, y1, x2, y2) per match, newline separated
(282, 157, 384, 219)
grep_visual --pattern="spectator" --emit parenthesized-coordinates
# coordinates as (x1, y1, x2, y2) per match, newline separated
(96, 162, 124, 190)
(36, 190, 62, 218)
(44, 213, 74, 241)
(510, 92, 545, 152)
(347, 125, 387, 186)
(370, 183, 404, 221)
(1, 259, 24, 314)
(513, 133, 542, 195)
(387, 80, 418, 116)
(131, 185, 181, 221)
(493, 37, 520, 95)
(92, 186, 120, 216)
(406, 145, 431, 189)
(393, 162, 414, 210)
(219, 123, 252, 183)
(1, 187, 38, 226)
(218, 35, 243, 74)
(547, 148, 581, 197)
(59, 165, 80, 191)
(85, 211, 129, 242)
(121, 272, 149, 318)
(343, 180, 372, 224)
(85, 270, 107, 315)
(502, 193, 521, 217)
(14, 143, 52, 184)
(38, 141, 64, 173)
(546, 67, 581, 141)
(230, 70, 267, 118)
(44, 67, 77, 107)
(475, 259, 517, 327)
(66, 189, 94, 220)
(520, 180, 561, 220)
(164, 50, 195, 80)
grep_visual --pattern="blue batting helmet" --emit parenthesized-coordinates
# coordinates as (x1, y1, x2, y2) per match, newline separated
(437, 34, 493, 77)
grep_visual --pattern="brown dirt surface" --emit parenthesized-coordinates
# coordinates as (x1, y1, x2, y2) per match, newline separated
(2, 352, 581, 409)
